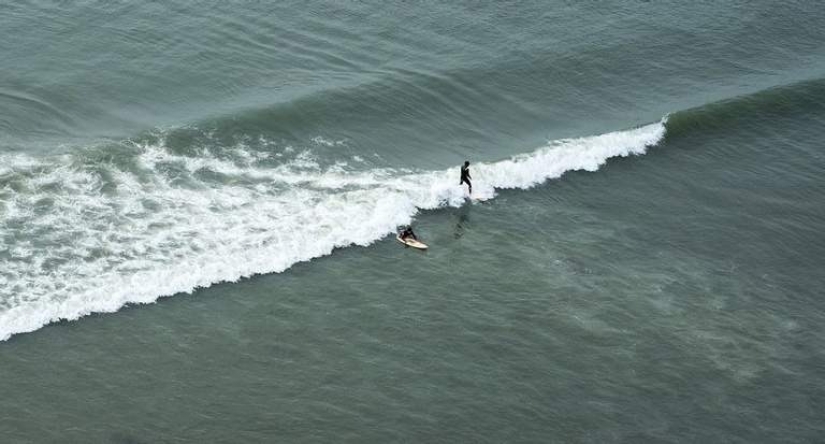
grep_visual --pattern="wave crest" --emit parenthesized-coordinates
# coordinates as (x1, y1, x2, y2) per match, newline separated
(0, 118, 665, 340)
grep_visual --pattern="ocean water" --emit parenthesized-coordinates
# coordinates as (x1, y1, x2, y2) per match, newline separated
(1, 1, 824, 442)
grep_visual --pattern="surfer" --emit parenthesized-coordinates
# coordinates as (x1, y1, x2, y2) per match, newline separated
(397, 225, 428, 249)
(399, 226, 418, 241)
(460, 161, 472, 195)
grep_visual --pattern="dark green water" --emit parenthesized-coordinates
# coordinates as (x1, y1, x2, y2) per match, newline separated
(1, 1, 824, 442)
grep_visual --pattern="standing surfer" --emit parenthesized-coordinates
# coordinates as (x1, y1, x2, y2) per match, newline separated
(460, 161, 472, 195)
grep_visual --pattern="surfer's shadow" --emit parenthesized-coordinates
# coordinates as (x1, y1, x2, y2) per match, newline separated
(452, 206, 471, 239)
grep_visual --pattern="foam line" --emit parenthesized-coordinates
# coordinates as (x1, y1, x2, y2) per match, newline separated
(0, 118, 666, 340)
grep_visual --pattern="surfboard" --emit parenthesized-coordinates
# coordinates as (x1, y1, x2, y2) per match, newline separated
(396, 236, 428, 250)
(470, 194, 490, 203)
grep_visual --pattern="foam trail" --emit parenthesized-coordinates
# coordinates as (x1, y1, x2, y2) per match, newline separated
(0, 118, 666, 340)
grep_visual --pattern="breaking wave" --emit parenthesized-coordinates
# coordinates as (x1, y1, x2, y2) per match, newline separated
(0, 118, 665, 340)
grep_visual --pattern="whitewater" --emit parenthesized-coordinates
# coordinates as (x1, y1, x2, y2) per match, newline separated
(0, 118, 666, 340)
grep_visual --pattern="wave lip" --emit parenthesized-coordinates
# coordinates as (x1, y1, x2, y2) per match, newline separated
(0, 118, 666, 341)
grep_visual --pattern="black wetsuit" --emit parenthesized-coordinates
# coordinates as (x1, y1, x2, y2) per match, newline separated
(460, 165, 472, 191)
(400, 228, 417, 240)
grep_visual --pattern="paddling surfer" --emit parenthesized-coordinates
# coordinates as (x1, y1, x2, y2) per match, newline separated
(399, 226, 418, 241)
(460, 161, 472, 195)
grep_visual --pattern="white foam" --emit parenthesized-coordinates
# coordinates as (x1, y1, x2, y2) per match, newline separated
(311, 136, 347, 147)
(0, 119, 666, 340)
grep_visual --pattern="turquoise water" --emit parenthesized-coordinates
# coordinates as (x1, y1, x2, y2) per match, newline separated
(2, 2, 824, 442)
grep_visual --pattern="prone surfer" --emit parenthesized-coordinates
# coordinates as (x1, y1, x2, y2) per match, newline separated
(460, 161, 472, 195)
(399, 226, 418, 241)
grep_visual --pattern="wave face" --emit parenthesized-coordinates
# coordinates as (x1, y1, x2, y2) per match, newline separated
(665, 78, 825, 140)
(0, 119, 665, 340)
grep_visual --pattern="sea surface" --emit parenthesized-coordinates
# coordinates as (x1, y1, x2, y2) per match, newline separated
(1, 1, 824, 442)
